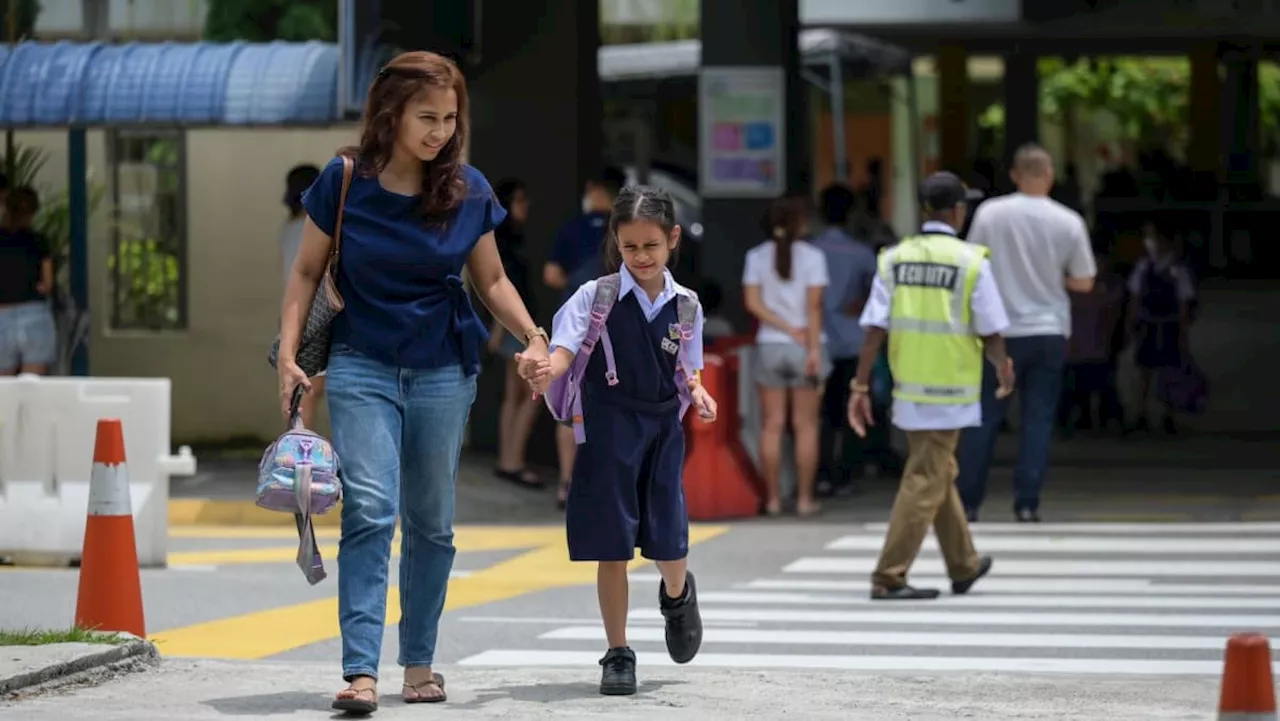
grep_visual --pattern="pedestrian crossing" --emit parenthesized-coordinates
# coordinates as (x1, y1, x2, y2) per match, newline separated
(455, 521, 1280, 676)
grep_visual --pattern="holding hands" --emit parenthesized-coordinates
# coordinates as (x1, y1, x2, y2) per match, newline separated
(515, 349, 555, 397)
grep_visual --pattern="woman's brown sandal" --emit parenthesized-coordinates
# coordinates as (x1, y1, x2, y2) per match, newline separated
(332, 680, 378, 714)
(402, 671, 446, 704)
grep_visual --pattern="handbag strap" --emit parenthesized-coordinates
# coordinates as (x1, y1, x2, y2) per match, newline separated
(326, 155, 355, 279)
(292, 464, 326, 586)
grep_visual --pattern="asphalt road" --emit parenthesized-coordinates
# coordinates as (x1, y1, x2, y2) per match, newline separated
(5, 519, 1279, 716)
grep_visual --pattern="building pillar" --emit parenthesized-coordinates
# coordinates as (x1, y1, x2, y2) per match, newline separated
(937, 43, 969, 173)
(1220, 47, 1260, 184)
(385, 0, 601, 286)
(1187, 42, 1221, 181)
(386, 0, 601, 462)
(1002, 43, 1039, 168)
(699, 0, 804, 330)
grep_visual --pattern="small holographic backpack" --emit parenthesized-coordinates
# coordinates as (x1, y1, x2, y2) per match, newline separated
(256, 386, 342, 585)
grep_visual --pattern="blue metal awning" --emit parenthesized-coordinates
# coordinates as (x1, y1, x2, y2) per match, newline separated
(0, 40, 341, 127)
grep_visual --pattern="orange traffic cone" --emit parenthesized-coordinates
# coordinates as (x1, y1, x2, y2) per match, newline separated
(74, 418, 146, 638)
(1218, 632, 1277, 720)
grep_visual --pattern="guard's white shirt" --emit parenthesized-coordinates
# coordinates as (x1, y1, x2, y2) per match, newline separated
(859, 222, 1010, 431)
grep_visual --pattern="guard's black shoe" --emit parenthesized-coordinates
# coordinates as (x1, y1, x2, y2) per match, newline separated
(660, 571, 703, 664)
(598, 646, 637, 696)
(870, 584, 941, 600)
(952, 555, 994, 595)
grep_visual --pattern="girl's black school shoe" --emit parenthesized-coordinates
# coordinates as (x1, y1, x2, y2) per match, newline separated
(599, 646, 637, 695)
(660, 571, 703, 664)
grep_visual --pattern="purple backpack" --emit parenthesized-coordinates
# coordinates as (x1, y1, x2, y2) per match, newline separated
(544, 273, 698, 444)
(256, 387, 343, 585)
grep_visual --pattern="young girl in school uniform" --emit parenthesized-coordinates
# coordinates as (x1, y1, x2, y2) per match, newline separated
(520, 185, 718, 696)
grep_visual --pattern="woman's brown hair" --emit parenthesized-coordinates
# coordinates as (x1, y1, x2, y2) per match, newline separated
(766, 196, 808, 281)
(341, 51, 469, 225)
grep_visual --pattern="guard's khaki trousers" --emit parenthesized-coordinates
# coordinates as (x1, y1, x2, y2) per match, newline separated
(872, 429, 982, 589)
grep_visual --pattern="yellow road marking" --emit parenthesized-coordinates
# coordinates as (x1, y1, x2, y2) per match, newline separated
(170, 526, 348, 540)
(166, 526, 565, 567)
(169, 500, 344, 527)
(150, 524, 729, 659)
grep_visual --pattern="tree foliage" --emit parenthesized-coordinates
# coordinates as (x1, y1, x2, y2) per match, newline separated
(203, 0, 335, 42)
(600, 0, 698, 45)
(981, 56, 1280, 154)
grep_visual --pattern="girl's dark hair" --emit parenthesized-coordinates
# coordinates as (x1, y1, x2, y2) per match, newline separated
(340, 51, 470, 226)
(603, 185, 677, 272)
(766, 196, 808, 280)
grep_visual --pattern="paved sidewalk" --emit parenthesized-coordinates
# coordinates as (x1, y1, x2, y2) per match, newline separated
(0, 658, 1222, 720)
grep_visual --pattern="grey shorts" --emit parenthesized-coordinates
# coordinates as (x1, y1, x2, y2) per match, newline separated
(0, 301, 57, 371)
(754, 343, 832, 389)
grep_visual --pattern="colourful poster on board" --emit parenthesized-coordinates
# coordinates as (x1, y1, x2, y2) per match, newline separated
(698, 66, 785, 198)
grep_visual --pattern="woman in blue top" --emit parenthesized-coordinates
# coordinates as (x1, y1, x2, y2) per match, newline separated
(523, 186, 718, 696)
(276, 51, 549, 713)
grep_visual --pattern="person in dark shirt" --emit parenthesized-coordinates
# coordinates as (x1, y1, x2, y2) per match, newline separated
(0, 185, 57, 375)
(543, 166, 626, 301)
(487, 177, 545, 489)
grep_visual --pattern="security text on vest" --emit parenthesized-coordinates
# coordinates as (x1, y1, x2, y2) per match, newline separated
(893, 262, 959, 290)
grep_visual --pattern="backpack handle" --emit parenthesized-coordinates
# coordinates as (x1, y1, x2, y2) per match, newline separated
(288, 385, 306, 430)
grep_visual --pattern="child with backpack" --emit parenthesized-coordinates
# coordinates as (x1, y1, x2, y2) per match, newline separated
(518, 185, 718, 696)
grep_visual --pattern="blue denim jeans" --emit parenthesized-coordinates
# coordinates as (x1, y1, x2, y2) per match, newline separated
(956, 335, 1067, 514)
(326, 344, 477, 681)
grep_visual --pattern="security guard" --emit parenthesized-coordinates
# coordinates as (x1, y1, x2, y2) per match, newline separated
(847, 171, 1015, 600)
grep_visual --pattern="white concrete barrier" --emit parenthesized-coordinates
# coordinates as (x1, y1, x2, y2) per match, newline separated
(0, 374, 196, 568)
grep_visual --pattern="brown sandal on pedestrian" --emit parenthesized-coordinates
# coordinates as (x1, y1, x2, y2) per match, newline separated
(332, 678, 378, 714)
(402, 672, 446, 704)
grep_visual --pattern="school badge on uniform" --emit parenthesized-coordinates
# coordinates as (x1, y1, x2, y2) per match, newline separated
(661, 338, 679, 355)
(667, 323, 682, 341)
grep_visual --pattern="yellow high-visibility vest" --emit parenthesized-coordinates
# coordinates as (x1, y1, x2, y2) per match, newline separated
(879, 233, 987, 404)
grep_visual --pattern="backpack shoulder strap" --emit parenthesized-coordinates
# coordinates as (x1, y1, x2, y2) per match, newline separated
(588, 274, 623, 386)
(581, 274, 621, 350)
(593, 273, 622, 313)
(676, 290, 698, 340)
(558, 274, 623, 444)
(672, 289, 700, 421)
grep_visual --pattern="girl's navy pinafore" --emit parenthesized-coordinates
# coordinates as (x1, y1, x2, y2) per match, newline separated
(566, 291, 689, 563)
(1135, 260, 1183, 370)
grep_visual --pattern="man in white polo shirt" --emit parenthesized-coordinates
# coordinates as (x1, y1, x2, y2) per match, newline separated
(955, 143, 1097, 523)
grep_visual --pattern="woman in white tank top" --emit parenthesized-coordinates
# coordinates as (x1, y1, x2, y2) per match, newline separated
(741, 197, 831, 517)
